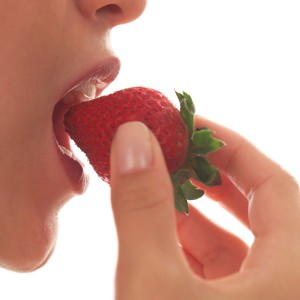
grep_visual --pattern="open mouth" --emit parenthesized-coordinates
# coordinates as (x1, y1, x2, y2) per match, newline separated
(53, 79, 105, 157)
(51, 57, 121, 192)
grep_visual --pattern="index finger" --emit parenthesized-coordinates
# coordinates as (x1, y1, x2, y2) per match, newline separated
(195, 116, 300, 238)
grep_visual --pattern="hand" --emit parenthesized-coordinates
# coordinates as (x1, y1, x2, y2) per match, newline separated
(109, 119, 300, 300)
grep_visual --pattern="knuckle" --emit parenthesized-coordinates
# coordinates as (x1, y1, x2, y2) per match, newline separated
(272, 169, 300, 200)
(281, 171, 300, 192)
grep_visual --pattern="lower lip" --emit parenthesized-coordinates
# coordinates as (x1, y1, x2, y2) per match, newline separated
(53, 101, 88, 194)
(58, 147, 88, 194)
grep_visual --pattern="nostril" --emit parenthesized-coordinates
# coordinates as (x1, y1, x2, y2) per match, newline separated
(96, 4, 122, 16)
(96, 4, 124, 26)
(93, 1, 146, 27)
(77, 0, 146, 26)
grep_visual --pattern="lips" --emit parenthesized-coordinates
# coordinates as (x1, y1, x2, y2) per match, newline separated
(60, 56, 121, 105)
(52, 56, 121, 193)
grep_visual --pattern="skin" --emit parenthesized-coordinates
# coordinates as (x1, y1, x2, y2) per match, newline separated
(110, 119, 300, 299)
(2, 1, 300, 299)
(0, 0, 146, 272)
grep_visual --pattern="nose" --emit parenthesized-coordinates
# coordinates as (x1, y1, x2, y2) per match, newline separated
(76, 0, 147, 27)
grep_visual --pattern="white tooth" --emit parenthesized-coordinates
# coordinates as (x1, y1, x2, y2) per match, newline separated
(59, 145, 73, 158)
(75, 82, 97, 100)
(61, 79, 106, 105)
(82, 83, 97, 99)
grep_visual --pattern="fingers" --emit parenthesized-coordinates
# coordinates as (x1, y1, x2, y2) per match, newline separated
(110, 122, 206, 298)
(192, 173, 249, 227)
(177, 205, 249, 279)
(195, 116, 300, 274)
(195, 116, 300, 236)
(110, 121, 221, 299)
(110, 122, 183, 263)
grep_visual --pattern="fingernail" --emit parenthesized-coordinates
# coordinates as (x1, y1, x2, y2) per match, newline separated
(114, 122, 153, 174)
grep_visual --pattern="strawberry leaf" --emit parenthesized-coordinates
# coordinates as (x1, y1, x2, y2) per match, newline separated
(180, 179, 205, 200)
(176, 91, 195, 137)
(191, 156, 221, 186)
(192, 129, 225, 155)
(174, 186, 189, 214)
(172, 90, 224, 213)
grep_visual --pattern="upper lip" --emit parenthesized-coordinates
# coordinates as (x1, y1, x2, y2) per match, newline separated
(58, 56, 121, 103)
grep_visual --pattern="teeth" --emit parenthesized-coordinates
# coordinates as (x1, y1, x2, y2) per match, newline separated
(58, 145, 73, 158)
(61, 79, 106, 105)
(74, 82, 97, 100)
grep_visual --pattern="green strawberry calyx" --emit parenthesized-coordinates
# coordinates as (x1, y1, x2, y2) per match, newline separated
(171, 91, 225, 214)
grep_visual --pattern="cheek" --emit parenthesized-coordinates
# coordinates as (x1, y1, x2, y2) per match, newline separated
(0, 3, 70, 105)
(0, 207, 58, 272)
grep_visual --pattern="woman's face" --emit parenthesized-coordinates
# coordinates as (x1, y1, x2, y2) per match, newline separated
(0, 0, 146, 271)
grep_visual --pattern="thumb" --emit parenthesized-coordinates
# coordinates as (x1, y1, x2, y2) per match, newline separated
(110, 121, 179, 259)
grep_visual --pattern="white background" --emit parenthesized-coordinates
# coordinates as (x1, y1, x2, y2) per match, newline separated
(1, 1, 300, 299)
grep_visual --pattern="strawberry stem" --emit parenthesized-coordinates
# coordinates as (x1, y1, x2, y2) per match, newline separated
(172, 91, 225, 214)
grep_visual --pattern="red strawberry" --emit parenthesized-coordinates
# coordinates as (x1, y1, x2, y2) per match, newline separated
(64, 87, 224, 214)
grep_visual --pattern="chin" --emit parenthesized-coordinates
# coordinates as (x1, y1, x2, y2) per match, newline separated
(0, 217, 57, 273)
(0, 180, 64, 273)
(0, 118, 87, 273)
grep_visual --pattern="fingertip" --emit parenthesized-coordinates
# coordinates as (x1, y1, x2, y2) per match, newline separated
(110, 121, 179, 254)
(111, 121, 153, 177)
